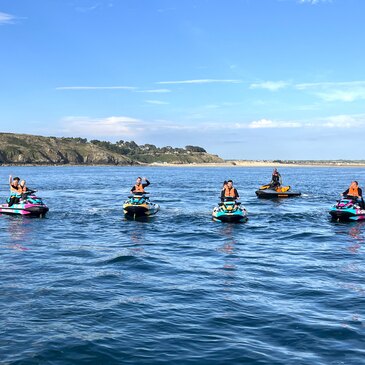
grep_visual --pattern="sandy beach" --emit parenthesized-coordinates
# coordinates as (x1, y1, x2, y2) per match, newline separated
(148, 161, 365, 168)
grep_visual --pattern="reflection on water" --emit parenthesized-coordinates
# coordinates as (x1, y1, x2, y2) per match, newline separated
(3, 216, 35, 250)
(348, 222, 365, 242)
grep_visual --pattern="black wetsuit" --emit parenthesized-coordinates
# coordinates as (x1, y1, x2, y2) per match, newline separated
(270, 173, 281, 188)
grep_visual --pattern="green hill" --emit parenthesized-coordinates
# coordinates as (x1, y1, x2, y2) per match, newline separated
(0, 133, 223, 165)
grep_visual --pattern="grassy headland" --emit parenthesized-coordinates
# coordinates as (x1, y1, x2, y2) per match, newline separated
(0, 133, 223, 165)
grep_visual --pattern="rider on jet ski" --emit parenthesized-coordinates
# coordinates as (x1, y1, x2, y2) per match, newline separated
(8, 176, 23, 207)
(131, 177, 150, 194)
(342, 181, 364, 208)
(270, 168, 282, 189)
(221, 180, 239, 202)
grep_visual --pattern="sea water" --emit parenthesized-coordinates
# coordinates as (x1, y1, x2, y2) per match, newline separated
(0, 166, 364, 364)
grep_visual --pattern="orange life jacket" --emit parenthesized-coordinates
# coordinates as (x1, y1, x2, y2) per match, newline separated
(133, 184, 145, 193)
(224, 186, 236, 197)
(348, 184, 359, 197)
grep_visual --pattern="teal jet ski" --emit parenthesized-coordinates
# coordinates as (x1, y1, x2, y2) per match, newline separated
(212, 198, 248, 223)
(329, 196, 365, 222)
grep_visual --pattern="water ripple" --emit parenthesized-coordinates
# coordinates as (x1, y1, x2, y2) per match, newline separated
(1, 166, 365, 364)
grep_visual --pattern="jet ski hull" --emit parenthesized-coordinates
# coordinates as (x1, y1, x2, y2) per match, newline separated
(212, 204, 248, 223)
(0, 203, 49, 217)
(329, 198, 365, 221)
(255, 189, 301, 199)
(123, 203, 159, 217)
(123, 194, 159, 218)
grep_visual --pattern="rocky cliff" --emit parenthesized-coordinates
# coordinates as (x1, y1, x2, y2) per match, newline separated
(0, 133, 223, 165)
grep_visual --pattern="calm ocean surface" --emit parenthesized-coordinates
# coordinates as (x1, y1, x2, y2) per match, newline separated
(1, 166, 364, 365)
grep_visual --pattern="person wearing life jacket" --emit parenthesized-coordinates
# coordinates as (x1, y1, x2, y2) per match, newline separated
(220, 180, 239, 202)
(270, 168, 282, 189)
(19, 180, 31, 200)
(8, 175, 23, 207)
(342, 181, 362, 198)
(342, 181, 364, 208)
(131, 177, 150, 194)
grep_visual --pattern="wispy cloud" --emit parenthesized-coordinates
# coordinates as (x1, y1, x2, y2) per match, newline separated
(247, 119, 301, 129)
(59, 113, 365, 143)
(145, 100, 169, 105)
(295, 81, 365, 102)
(298, 0, 331, 4)
(75, 4, 100, 12)
(295, 81, 365, 89)
(244, 114, 365, 129)
(157, 79, 242, 85)
(75, 2, 115, 12)
(320, 114, 365, 128)
(249, 81, 289, 91)
(56, 86, 137, 91)
(0, 11, 16, 25)
(62, 116, 143, 136)
(136, 89, 171, 93)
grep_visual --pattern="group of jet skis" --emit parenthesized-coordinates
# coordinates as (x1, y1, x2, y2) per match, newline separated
(0, 170, 364, 223)
(122, 170, 365, 223)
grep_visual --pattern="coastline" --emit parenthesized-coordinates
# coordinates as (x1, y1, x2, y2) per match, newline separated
(2, 161, 365, 168)
(148, 161, 365, 168)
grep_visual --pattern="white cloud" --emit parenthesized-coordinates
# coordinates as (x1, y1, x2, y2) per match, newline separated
(295, 81, 365, 89)
(249, 81, 289, 91)
(298, 0, 331, 4)
(316, 90, 365, 102)
(136, 89, 171, 93)
(60, 112, 365, 141)
(295, 81, 365, 102)
(145, 100, 169, 105)
(0, 11, 15, 24)
(62, 116, 144, 136)
(75, 4, 100, 12)
(157, 79, 242, 85)
(56, 86, 136, 90)
(247, 119, 302, 129)
(320, 114, 365, 128)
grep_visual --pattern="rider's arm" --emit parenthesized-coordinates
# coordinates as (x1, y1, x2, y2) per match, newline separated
(342, 188, 349, 196)
(130, 185, 136, 193)
(142, 179, 150, 188)
(359, 187, 363, 197)
(235, 189, 240, 199)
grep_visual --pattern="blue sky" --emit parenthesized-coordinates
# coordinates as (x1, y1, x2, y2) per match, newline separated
(1, 0, 365, 159)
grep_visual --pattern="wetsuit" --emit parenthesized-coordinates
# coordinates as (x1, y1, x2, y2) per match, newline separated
(270, 172, 282, 188)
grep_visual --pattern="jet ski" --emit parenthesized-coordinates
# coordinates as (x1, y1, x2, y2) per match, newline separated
(123, 192, 159, 219)
(329, 196, 365, 222)
(255, 184, 301, 199)
(212, 198, 248, 223)
(0, 190, 49, 217)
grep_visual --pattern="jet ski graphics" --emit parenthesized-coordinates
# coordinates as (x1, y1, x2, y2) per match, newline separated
(329, 197, 365, 222)
(0, 192, 49, 217)
(212, 199, 248, 223)
(255, 185, 301, 199)
(123, 193, 159, 218)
